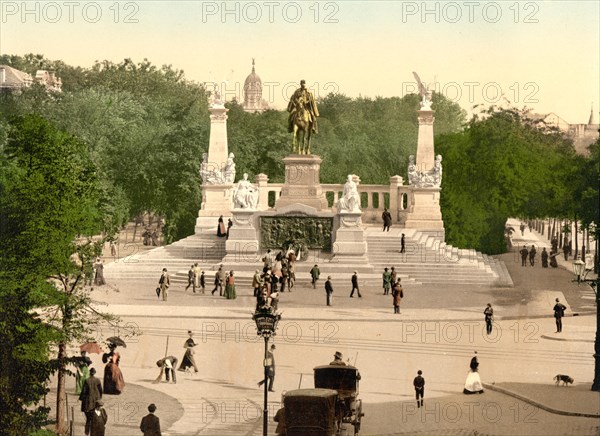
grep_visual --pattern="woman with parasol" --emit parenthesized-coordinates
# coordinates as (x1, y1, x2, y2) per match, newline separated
(102, 337, 126, 394)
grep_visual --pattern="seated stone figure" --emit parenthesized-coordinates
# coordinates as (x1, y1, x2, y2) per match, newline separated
(233, 173, 259, 209)
(337, 175, 360, 213)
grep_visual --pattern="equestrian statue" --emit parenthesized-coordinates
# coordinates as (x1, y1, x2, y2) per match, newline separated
(287, 80, 319, 155)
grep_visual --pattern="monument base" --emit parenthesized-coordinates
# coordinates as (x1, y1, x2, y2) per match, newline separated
(332, 212, 370, 264)
(223, 209, 260, 263)
(403, 188, 445, 241)
(274, 155, 328, 211)
(196, 184, 233, 233)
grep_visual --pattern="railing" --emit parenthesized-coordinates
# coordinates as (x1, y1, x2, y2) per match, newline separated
(254, 175, 412, 225)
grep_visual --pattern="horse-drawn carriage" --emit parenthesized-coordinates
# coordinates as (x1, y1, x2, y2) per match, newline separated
(283, 365, 363, 435)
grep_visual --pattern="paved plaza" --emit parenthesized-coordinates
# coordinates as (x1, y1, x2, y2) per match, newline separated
(47, 219, 600, 435)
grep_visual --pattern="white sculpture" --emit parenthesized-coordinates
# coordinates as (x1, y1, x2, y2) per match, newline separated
(233, 173, 259, 209)
(407, 154, 443, 188)
(413, 71, 432, 110)
(433, 154, 443, 185)
(337, 174, 361, 213)
(200, 152, 237, 185)
(212, 82, 224, 106)
(223, 152, 236, 184)
(200, 153, 219, 184)
(407, 155, 418, 185)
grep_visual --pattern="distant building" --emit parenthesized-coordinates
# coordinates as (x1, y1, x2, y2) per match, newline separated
(242, 59, 268, 113)
(529, 106, 599, 154)
(0, 65, 62, 93)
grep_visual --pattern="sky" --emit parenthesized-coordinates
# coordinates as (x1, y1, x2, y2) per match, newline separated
(1, 0, 599, 123)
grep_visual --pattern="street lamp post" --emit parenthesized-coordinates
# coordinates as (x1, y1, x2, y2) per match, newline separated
(252, 306, 281, 436)
(572, 258, 600, 391)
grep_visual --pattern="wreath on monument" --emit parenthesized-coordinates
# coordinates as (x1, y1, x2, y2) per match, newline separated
(283, 239, 309, 262)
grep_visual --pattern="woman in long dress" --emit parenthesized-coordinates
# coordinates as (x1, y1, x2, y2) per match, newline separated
(217, 216, 227, 237)
(224, 271, 236, 299)
(102, 343, 125, 394)
(463, 353, 483, 394)
(94, 258, 106, 286)
(178, 331, 199, 373)
(75, 351, 92, 395)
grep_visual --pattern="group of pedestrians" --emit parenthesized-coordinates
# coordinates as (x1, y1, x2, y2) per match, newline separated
(76, 341, 127, 435)
(519, 244, 558, 269)
(80, 374, 161, 436)
(185, 263, 205, 293)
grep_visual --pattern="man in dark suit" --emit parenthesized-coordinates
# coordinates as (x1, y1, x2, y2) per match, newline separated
(325, 276, 333, 306)
(400, 233, 406, 253)
(382, 208, 392, 231)
(519, 246, 528, 266)
(349, 271, 361, 298)
(553, 298, 567, 333)
(413, 370, 425, 408)
(79, 367, 102, 435)
(140, 403, 162, 435)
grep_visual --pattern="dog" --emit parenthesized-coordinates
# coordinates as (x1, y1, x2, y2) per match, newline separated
(554, 374, 574, 386)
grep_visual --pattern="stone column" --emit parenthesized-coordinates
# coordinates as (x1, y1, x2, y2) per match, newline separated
(254, 173, 270, 211)
(404, 109, 444, 240)
(207, 104, 229, 171)
(389, 175, 403, 221)
(196, 103, 233, 233)
(416, 110, 435, 173)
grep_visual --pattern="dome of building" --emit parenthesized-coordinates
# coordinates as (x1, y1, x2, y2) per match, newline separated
(243, 59, 264, 112)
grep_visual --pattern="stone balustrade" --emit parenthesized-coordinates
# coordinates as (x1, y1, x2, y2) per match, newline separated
(254, 174, 412, 224)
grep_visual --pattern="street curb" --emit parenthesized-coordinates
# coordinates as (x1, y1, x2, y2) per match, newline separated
(482, 383, 600, 418)
(540, 334, 594, 343)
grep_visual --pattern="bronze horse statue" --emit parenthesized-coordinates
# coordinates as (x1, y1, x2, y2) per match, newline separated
(290, 98, 314, 155)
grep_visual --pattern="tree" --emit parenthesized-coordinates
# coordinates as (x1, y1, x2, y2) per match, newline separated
(436, 107, 582, 253)
(0, 114, 124, 434)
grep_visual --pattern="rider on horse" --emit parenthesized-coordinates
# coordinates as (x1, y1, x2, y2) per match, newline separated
(287, 80, 319, 134)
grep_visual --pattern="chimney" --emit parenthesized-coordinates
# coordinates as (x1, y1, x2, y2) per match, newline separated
(0, 67, 5, 84)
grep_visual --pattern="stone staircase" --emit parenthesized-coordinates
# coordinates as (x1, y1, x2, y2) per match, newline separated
(104, 232, 226, 281)
(365, 228, 513, 287)
(105, 226, 513, 289)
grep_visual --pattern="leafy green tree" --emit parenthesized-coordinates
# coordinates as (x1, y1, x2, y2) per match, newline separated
(437, 107, 582, 253)
(0, 114, 123, 434)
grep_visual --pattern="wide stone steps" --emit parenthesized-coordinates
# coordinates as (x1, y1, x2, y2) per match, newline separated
(105, 233, 227, 280)
(105, 227, 512, 287)
(365, 228, 512, 287)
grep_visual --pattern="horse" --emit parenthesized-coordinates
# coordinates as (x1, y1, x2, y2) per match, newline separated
(291, 101, 314, 155)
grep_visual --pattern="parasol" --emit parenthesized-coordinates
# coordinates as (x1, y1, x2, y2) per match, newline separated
(80, 342, 103, 354)
(106, 336, 127, 348)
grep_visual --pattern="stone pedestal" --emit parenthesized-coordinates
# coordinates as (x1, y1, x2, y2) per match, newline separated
(275, 155, 328, 211)
(403, 187, 445, 240)
(223, 209, 260, 263)
(196, 184, 233, 232)
(415, 110, 435, 173)
(332, 212, 370, 263)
